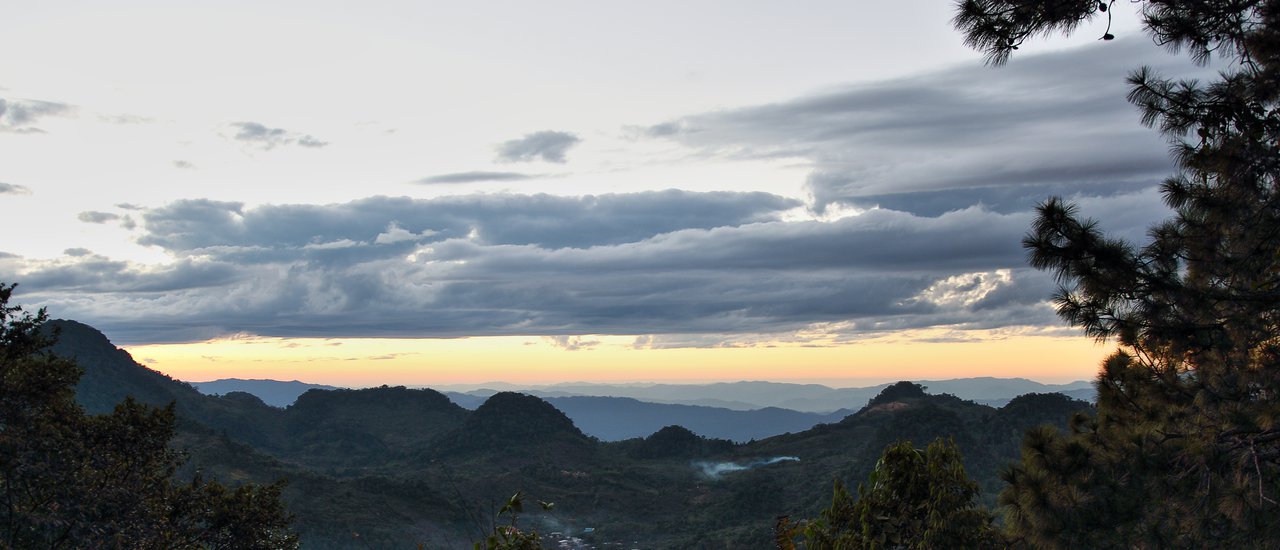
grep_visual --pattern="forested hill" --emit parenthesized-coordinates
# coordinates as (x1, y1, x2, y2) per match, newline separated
(49, 319, 1093, 548)
(192, 378, 341, 407)
(193, 376, 1092, 442)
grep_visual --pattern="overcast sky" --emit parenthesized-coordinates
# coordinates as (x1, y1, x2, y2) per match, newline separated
(0, 2, 1222, 384)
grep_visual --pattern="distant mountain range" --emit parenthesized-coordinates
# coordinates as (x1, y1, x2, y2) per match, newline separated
(191, 378, 341, 407)
(544, 396, 853, 442)
(192, 377, 1094, 442)
(51, 318, 1096, 548)
(447, 378, 1095, 412)
(192, 377, 1095, 413)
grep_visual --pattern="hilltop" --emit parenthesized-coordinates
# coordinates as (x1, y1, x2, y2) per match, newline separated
(51, 319, 1092, 549)
(191, 378, 340, 407)
(193, 376, 1093, 442)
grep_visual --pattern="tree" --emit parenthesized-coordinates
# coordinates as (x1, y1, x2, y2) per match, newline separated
(472, 491, 553, 550)
(0, 282, 299, 549)
(954, 1, 1280, 547)
(783, 438, 1000, 550)
(865, 382, 928, 408)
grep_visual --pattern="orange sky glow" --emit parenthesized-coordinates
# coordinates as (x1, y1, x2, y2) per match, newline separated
(126, 329, 1114, 388)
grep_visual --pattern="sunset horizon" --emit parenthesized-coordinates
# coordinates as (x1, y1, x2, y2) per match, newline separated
(2, 1, 1195, 394)
(7, 1, 1275, 547)
(118, 328, 1110, 388)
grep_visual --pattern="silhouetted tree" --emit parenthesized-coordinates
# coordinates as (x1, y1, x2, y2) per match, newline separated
(0, 282, 298, 549)
(867, 382, 928, 407)
(783, 438, 1000, 549)
(955, 1, 1280, 547)
(472, 491, 553, 550)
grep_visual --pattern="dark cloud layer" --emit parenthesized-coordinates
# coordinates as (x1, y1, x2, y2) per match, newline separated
(4, 41, 1200, 345)
(229, 122, 329, 150)
(643, 38, 1213, 217)
(495, 130, 581, 163)
(134, 191, 797, 254)
(3, 187, 1168, 344)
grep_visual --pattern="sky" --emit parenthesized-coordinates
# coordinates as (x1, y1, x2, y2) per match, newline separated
(0, 1, 1219, 386)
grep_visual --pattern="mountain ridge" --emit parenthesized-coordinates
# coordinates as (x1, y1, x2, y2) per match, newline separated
(192, 378, 341, 407)
(48, 318, 1095, 549)
(193, 375, 1094, 442)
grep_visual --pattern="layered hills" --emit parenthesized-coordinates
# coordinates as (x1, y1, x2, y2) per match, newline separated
(193, 375, 1093, 442)
(441, 378, 1094, 411)
(192, 378, 341, 407)
(49, 319, 1094, 549)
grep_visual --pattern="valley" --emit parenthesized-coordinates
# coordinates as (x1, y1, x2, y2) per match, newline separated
(52, 319, 1091, 548)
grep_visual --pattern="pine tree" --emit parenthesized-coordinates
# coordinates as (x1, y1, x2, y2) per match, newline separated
(0, 283, 299, 549)
(954, 1, 1280, 547)
(795, 438, 1001, 550)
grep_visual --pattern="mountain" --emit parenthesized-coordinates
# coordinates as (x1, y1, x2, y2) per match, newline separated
(617, 425, 736, 459)
(442, 391, 851, 442)
(192, 376, 1092, 443)
(919, 377, 1094, 402)
(429, 391, 593, 461)
(738, 383, 1094, 514)
(442, 390, 488, 409)
(307, 380, 1089, 443)
(49, 319, 207, 414)
(280, 386, 468, 470)
(44, 320, 471, 546)
(46, 319, 1096, 549)
(537, 381, 859, 412)
(543, 395, 852, 442)
(192, 378, 341, 407)
(440, 377, 1095, 413)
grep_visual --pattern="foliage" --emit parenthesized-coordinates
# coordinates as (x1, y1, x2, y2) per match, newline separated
(620, 424, 736, 459)
(51, 313, 1092, 548)
(955, 1, 1280, 547)
(436, 391, 593, 460)
(472, 491, 554, 550)
(0, 282, 298, 549)
(783, 438, 1001, 550)
(866, 382, 928, 408)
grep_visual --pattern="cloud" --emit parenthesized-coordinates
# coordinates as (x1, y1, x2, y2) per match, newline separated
(9, 42, 1199, 346)
(0, 182, 31, 195)
(301, 239, 361, 250)
(695, 456, 799, 479)
(77, 211, 121, 224)
(98, 114, 153, 124)
(228, 122, 329, 150)
(416, 171, 538, 184)
(0, 97, 74, 133)
(640, 38, 1213, 217)
(172, 160, 195, 169)
(296, 135, 328, 148)
(545, 336, 601, 351)
(495, 130, 581, 163)
(14, 256, 238, 295)
(135, 191, 797, 254)
(373, 222, 436, 245)
(7, 187, 1167, 344)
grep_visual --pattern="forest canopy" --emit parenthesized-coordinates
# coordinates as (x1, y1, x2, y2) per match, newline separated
(954, 0, 1280, 547)
(0, 283, 298, 549)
